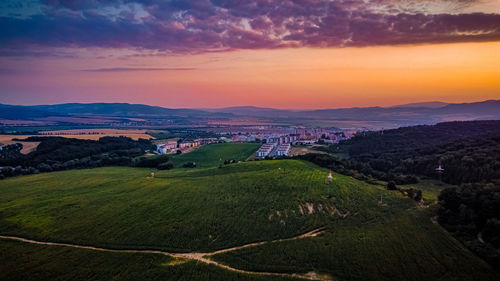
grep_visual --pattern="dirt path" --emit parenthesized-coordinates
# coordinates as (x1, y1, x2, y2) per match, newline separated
(0, 227, 327, 280)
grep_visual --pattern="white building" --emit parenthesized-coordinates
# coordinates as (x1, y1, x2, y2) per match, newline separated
(276, 143, 291, 156)
(256, 143, 275, 158)
(157, 141, 178, 154)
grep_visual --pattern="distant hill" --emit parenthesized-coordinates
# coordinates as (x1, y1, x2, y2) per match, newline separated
(0, 103, 232, 123)
(29, 103, 227, 118)
(1, 100, 499, 127)
(203, 106, 294, 118)
(435, 100, 500, 115)
(0, 104, 62, 119)
(391, 101, 449, 108)
(207, 100, 500, 127)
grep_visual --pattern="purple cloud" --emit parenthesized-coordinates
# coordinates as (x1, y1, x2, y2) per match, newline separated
(80, 67, 196, 72)
(1, 0, 499, 56)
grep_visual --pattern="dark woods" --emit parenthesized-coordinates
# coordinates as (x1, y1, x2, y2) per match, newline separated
(300, 120, 500, 268)
(0, 136, 156, 179)
(329, 120, 500, 185)
(438, 183, 500, 268)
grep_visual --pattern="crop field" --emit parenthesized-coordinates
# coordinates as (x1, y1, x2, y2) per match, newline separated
(0, 135, 40, 154)
(169, 143, 260, 168)
(0, 160, 498, 280)
(41, 129, 153, 140)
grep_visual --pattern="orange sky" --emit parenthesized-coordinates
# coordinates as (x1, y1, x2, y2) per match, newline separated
(1, 41, 499, 109)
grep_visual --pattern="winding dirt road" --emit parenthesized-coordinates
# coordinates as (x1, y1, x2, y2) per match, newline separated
(0, 227, 326, 280)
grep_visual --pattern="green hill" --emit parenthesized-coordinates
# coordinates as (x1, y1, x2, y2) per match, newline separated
(0, 160, 498, 280)
(169, 142, 260, 168)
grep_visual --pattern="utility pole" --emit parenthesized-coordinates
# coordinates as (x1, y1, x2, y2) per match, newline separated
(327, 170, 333, 198)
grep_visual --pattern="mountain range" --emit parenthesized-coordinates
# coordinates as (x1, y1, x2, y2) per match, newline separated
(1, 100, 499, 129)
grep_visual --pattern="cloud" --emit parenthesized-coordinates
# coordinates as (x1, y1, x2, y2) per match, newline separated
(80, 67, 196, 72)
(1, 0, 499, 56)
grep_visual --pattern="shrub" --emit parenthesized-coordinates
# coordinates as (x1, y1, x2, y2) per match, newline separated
(386, 181, 397, 190)
(182, 162, 196, 168)
(157, 162, 174, 170)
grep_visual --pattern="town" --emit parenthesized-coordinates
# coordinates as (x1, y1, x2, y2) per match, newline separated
(154, 126, 359, 158)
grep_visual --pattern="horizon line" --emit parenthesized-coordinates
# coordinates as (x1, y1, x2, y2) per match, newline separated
(2, 99, 499, 111)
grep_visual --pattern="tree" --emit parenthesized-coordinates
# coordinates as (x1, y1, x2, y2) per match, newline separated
(387, 181, 397, 190)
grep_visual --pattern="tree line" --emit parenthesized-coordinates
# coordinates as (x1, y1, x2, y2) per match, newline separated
(0, 136, 161, 179)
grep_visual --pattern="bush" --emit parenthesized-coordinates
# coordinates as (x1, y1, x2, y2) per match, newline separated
(182, 162, 196, 168)
(157, 162, 174, 170)
(133, 155, 170, 168)
(386, 181, 397, 190)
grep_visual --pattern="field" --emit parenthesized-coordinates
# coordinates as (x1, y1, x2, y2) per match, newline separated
(0, 135, 40, 154)
(0, 159, 498, 280)
(0, 130, 154, 154)
(169, 143, 261, 168)
(399, 180, 456, 204)
(288, 146, 326, 157)
(41, 129, 153, 140)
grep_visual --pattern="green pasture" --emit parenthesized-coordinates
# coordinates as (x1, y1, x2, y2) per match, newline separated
(169, 143, 260, 168)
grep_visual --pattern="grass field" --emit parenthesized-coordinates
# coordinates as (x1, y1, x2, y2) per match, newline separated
(169, 143, 260, 168)
(0, 159, 498, 280)
(399, 180, 456, 204)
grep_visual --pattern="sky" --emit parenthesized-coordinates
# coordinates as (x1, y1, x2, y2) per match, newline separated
(0, 0, 499, 109)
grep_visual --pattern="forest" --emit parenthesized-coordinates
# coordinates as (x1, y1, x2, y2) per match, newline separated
(306, 120, 500, 268)
(438, 183, 500, 268)
(329, 120, 500, 185)
(0, 136, 156, 179)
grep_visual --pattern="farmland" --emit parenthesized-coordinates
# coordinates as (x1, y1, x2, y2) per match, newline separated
(0, 159, 498, 280)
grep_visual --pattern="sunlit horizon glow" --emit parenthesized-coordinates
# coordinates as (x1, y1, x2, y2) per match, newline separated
(1, 0, 499, 109)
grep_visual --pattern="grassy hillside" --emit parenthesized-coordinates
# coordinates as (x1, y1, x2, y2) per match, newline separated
(0, 240, 298, 281)
(169, 143, 260, 168)
(1, 160, 376, 252)
(0, 160, 498, 280)
(212, 208, 498, 281)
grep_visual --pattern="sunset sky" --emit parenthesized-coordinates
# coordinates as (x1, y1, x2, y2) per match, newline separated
(1, 0, 499, 109)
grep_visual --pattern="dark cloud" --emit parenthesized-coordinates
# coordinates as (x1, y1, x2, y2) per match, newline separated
(1, 0, 499, 56)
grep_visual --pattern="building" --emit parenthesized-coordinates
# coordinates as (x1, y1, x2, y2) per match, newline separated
(276, 143, 291, 156)
(231, 135, 248, 142)
(256, 143, 275, 158)
(157, 141, 178, 154)
(179, 140, 200, 149)
(198, 138, 218, 145)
